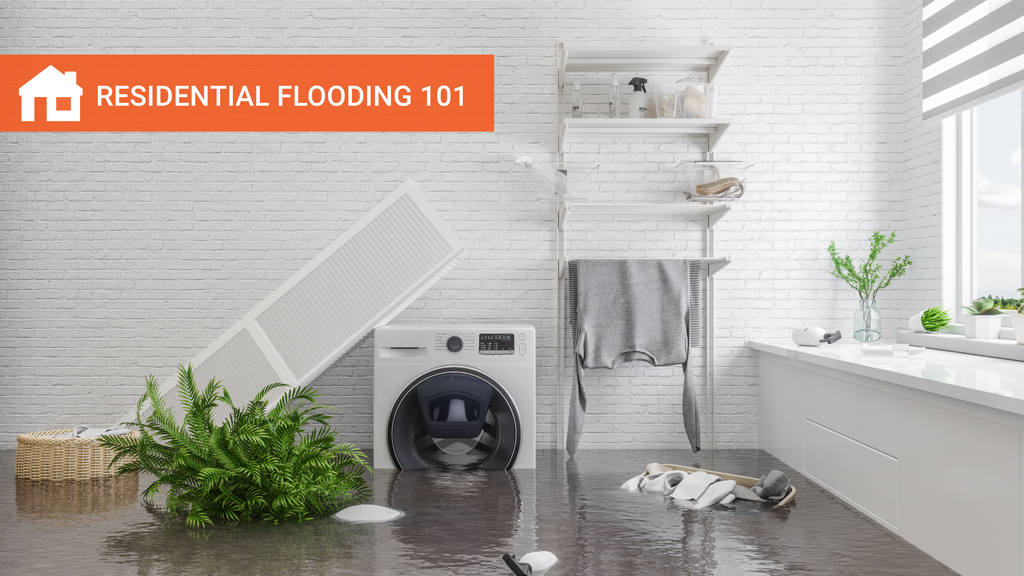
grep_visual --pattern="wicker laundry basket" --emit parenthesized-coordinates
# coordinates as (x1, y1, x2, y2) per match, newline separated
(16, 474, 140, 518)
(15, 429, 138, 481)
(644, 463, 797, 508)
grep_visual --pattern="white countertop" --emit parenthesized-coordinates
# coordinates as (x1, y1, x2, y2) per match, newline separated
(748, 340, 1024, 416)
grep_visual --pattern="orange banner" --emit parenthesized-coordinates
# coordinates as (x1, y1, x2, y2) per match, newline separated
(0, 55, 494, 132)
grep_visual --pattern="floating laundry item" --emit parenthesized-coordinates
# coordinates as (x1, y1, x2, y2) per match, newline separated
(644, 470, 687, 494)
(695, 480, 736, 509)
(753, 470, 791, 502)
(669, 471, 722, 501)
(620, 473, 645, 491)
(334, 504, 403, 523)
(731, 484, 765, 502)
(639, 472, 664, 491)
(503, 551, 558, 575)
(719, 493, 736, 505)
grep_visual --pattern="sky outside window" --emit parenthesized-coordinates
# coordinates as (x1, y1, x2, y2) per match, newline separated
(974, 90, 1023, 299)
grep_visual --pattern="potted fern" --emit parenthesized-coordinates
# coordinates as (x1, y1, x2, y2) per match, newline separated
(827, 231, 913, 342)
(909, 307, 951, 333)
(100, 365, 371, 527)
(962, 298, 1004, 339)
(1012, 288, 1024, 345)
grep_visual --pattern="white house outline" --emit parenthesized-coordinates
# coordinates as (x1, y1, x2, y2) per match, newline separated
(19, 65, 83, 122)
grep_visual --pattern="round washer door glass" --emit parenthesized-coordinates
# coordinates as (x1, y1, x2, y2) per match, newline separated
(387, 368, 521, 471)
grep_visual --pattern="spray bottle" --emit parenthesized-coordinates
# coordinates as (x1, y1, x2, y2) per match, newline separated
(609, 76, 620, 118)
(627, 77, 648, 118)
(571, 80, 582, 119)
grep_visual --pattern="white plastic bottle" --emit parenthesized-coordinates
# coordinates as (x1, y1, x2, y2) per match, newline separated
(627, 77, 648, 118)
(571, 79, 582, 119)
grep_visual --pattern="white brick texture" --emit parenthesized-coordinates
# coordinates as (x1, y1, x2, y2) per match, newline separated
(0, 0, 942, 451)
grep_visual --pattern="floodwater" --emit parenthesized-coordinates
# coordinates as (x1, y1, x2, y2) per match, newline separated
(0, 449, 955, 575)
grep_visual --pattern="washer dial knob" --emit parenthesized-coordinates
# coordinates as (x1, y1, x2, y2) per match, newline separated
(446, 336, 463, 353)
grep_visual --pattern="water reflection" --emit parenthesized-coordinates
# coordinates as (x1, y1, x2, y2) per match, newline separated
(0, 449, 958, 576)
(16, 474, 139, 526)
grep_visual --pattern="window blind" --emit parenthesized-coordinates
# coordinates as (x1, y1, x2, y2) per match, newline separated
(922, 0, 1024, 122)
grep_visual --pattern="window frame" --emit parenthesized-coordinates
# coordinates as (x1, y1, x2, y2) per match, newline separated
(943, 92, 1024, 332)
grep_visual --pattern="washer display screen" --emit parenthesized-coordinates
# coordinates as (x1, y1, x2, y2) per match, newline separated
(478, 333, 515, 355)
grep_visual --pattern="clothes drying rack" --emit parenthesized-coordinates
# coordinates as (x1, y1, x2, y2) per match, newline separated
(553, 40, 740, 455)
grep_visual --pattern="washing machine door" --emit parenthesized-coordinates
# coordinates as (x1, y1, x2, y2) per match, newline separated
(387, 368, 521, 470)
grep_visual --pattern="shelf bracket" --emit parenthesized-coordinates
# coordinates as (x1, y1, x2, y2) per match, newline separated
(708, 257, 731, 278)
(707, 205, 730, 229)
(708, 50, 730, 83)
(557, 43, 568, 89)
(558, 201, 569, 231)
(708, 123, 730, 154)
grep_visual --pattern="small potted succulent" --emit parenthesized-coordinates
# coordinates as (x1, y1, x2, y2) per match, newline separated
(1012, 288, 1024, 345)
(962, 298, 1004, 339)
(909, 306, 951, 333)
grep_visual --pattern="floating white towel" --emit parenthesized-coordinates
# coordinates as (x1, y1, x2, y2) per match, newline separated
(719, 493, 736, 505)
(620, 474, 645, 491)
(669, 471, 722, 501)
(639, 472, 664, 491)
(694, 480, 737, 509)
(644, 470, 687, 494)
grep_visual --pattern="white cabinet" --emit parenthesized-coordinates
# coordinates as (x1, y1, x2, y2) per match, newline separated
(898, 398, 1021, 576)
(756, 354, 1023, 576)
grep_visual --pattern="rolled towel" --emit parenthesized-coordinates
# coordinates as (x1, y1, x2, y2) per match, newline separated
(694, 480, 737, 509)
(669, 471, 722, 501)
(620, 474, 645, 491)
(753, 470, 791, 502)
(695, 177, 741, 196)
(730, 484, 765, 502)
(646, 463, 672, 475)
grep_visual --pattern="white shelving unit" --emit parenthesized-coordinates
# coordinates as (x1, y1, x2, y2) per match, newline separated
(561, 118, 731, 154)
(555, 41, 739, 454)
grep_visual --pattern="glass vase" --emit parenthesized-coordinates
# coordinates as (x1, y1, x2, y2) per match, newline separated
(854, 298, 881, 342)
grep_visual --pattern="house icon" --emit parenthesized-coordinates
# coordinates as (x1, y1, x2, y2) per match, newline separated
(19, 65, 83, 122)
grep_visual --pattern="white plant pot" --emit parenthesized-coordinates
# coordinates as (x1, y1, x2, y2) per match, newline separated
(1012, 315, 1024, 345)
(908, 311, 926, 333)
(964, 315, 1003, 339)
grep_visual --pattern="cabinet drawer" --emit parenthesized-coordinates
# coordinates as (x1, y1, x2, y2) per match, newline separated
(804, 374, 898, 457)
(804, 419, 898, 529)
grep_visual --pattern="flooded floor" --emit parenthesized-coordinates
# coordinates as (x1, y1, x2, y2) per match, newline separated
(1, 448, 955, 575)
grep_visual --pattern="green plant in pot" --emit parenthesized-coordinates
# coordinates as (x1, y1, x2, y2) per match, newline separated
(827, 231, 913, 342)
(909, 306, 951, 333)
(100, 365, 371, 527)
(962, 297, 1005, 340)
(1011, 288, 1024, 345)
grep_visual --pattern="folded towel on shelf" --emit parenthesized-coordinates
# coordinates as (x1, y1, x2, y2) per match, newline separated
(566, 259, 703, 456)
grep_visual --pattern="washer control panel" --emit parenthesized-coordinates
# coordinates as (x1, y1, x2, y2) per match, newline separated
(478, 333, 515, 355)
(430, 329, 530, 358)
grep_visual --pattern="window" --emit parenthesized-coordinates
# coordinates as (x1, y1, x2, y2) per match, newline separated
(945, 90, 1024, 325)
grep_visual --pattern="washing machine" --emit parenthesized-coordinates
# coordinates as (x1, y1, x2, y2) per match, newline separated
(373, 324, 535, 470)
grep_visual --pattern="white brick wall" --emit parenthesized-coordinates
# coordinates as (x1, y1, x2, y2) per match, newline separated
(0, 0, 942, 451)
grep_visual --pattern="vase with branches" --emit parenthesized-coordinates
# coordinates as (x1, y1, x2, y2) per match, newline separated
(827, 232, 913, 342)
